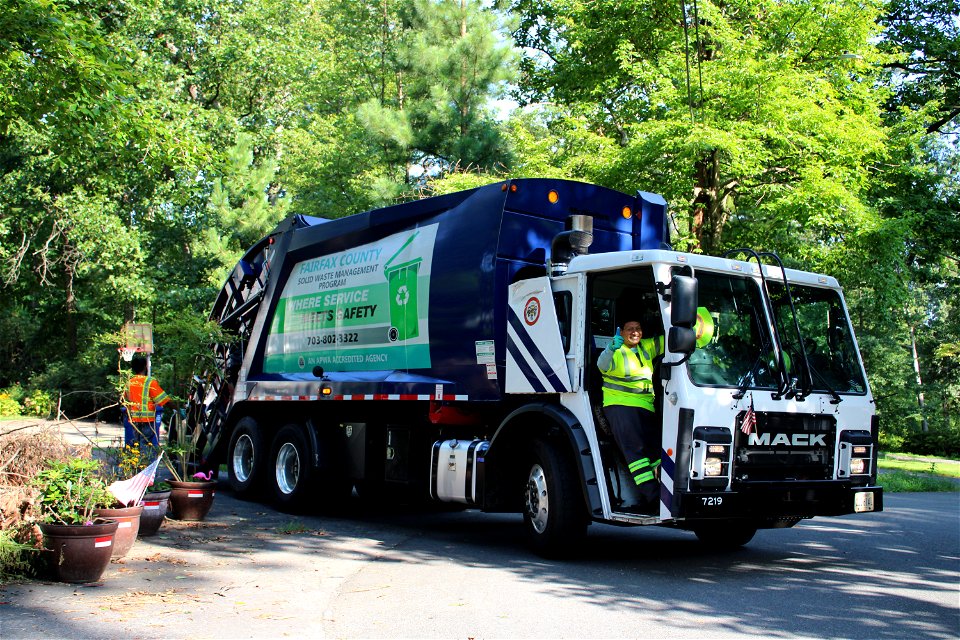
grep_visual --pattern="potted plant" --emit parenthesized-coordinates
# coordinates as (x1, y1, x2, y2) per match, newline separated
(32, 458, 119, 583)
(109, 442, 168, 537)
(138, 478, 171, 536)
(164, 412, 216, 521)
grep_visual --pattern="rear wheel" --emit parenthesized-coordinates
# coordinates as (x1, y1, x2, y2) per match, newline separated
(270, 424, 314, 511)
(522, 438, 588, 558)
(692, 521, 758, 549)
(227, 417, 266, 498)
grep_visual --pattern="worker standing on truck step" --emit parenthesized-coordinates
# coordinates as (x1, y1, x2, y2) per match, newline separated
(596, 321, 665, 512)
(123, 355, 172, 448)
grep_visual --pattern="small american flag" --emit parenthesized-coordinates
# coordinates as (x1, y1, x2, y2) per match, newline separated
(108, 455, 162, 506)
(741, 401, 757, 435)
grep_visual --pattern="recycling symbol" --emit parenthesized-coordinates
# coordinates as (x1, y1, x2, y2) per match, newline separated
(395, 285, 410, 306)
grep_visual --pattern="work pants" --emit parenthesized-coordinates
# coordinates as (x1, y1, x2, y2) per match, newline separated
(602, 404, 660, 504)
(122, 406, 162, 449)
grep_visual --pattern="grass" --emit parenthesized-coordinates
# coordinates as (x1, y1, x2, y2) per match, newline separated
(277, 521, 310, 535)
(877, 453, 960, 478)
(878, 470, 958, 493)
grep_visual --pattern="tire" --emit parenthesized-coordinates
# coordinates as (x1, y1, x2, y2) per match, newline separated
(227, 417, 266, 498)
(692, 521, 758, 549)
(522, 438, 589, 558)
(269, 423, 314, 512)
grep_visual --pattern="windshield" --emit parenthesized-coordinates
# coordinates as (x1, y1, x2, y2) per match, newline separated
(768, 282, 867, 394)
(686, 272, 780, 389)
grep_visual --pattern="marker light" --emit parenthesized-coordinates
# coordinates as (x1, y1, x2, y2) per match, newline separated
(622, 206, 632, 219)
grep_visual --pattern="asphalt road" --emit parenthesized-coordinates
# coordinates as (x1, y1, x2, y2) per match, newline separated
(2, 489, 957, 639)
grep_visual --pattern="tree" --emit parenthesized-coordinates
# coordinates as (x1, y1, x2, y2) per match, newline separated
(507, 0, 890, 259)
(879, 0, 960, 135)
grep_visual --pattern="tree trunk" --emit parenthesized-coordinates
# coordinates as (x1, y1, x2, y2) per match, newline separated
(692, 150, 719, 253)
(909, 324, 929, 432)
(65, 259, 78, 357)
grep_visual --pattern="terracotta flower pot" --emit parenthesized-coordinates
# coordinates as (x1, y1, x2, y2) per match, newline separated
(40, 520, 119, 583)
(168, 480, 216, 521)
(138, 490, 171, 537)
(92, 505, 143, 557)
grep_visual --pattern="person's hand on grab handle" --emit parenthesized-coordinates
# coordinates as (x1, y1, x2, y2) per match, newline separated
(610, 327, 624, 350)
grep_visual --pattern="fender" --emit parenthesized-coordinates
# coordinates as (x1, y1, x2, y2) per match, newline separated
(490, 402, 603, 518)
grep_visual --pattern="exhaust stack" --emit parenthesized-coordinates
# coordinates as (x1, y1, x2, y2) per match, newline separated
(550, 215, 593, 276)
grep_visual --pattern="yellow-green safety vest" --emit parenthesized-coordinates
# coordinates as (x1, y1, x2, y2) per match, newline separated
(600, 336, 665, 411)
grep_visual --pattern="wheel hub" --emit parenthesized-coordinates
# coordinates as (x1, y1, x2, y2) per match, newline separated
(525, 463, 549, 533)
(276, 442, 300, 495)
(232, 434, 254, 483)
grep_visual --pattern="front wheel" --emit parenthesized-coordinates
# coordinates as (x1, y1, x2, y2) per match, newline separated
(270, 424, 314, 512)
(523, 438, 588, 558)
(692, 521, 758, 549)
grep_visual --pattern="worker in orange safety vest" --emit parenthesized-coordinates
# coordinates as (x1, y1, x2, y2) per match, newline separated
(122, 355, 172, 448)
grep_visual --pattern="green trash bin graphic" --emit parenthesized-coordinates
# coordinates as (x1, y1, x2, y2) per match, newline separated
(384, 232, 422, 342)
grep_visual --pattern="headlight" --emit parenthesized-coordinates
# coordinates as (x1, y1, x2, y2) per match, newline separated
(704, 457, 724, 476)
(850, 458, 867, 475)
(838, 431, 873, 478)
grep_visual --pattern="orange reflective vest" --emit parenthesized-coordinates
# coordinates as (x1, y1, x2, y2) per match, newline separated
(124, 375, 169, 423)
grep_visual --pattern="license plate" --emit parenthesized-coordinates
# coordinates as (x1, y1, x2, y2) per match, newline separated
(854, 491, 875, 513)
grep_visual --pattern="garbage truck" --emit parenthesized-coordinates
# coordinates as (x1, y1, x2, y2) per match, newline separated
(185, 178, 882, 556)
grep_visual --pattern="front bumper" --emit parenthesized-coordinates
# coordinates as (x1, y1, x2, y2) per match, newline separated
(676, 481, 883, 520)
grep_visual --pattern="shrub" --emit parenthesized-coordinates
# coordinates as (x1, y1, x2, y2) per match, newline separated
(0, 392, 21, 417)
(879, 429, 905, 453)
(900, 429, 960, 459)
(22, 390, 53, 418)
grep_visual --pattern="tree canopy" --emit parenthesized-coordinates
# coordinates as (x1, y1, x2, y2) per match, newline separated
(0, 0, 956, 450)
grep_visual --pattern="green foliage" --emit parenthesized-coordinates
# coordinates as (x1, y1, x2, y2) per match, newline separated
(0, 392, 21, 417)
(162, 411, 203, 482)
(0, 0, 956, 460)
(899, 429, 960, 458)
(0, 529, 39, 582)
(22, 390, 53, 418)
(31, 458, 114, 525)
(0, 383, 54, 418)
(878, 0, 960, 134)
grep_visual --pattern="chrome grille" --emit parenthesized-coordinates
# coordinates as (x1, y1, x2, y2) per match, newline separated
(734, 412, 836, 482)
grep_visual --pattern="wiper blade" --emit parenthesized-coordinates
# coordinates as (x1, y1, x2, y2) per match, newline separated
(733, 351, 766, 399)
(806, 359, 843, 404)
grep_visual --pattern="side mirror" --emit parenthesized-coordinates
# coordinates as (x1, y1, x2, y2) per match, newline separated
(670, 275, 698, 327)
(669, 326, 697, 355)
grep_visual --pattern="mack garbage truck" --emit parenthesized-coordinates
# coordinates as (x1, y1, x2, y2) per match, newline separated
(185, 178, 882, 556)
